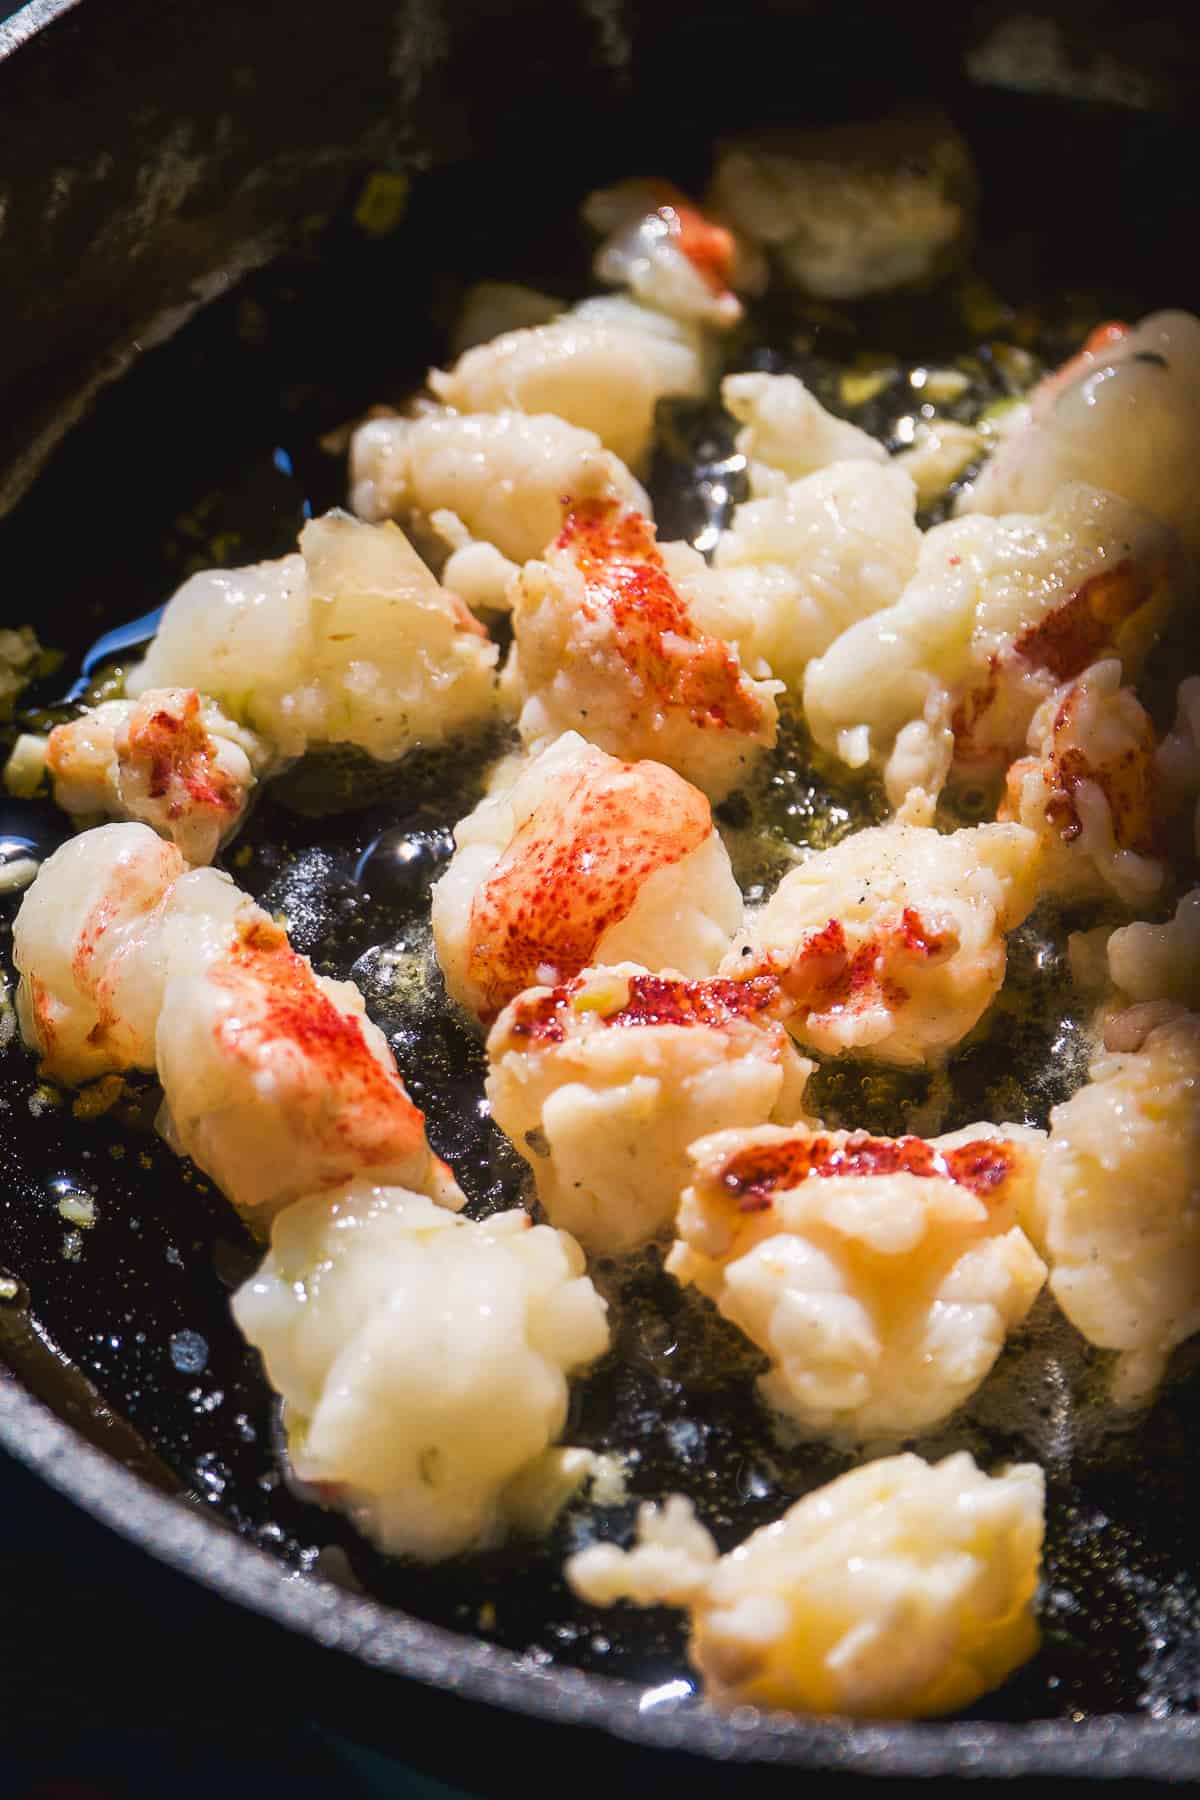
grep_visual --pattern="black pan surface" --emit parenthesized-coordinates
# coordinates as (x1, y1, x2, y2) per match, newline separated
(1, 0, 1198, 1779)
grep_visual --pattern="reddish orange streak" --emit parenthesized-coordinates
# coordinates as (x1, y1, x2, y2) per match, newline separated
(649, 180, 737, 295)
(1035, 320, 1131, 409)
(1082, 320, 1131, 354)
(504, 972, 783, 1045)
(718, 1132, 1017, 1209)
(1043, 681, 1160, 854)
(557, 497, 764, 736)
(759, 909, 950, 1023)
(468, 757, 712, 1021)
(897, 906, 950, 957)
(950, 654, 1001, 758)
(214, 922, 428, 1165)
(129, 691, 241, 819)
(1013, 559, 1154, 684)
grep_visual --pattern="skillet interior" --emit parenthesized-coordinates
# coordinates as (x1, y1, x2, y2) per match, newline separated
(1, 0, 1198, 1775)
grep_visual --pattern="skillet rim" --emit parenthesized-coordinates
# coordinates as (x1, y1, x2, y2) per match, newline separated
(2, 1376, 1198, 1779)
(0, 0, 82, 57)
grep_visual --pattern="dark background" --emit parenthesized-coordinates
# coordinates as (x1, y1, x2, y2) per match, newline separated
(0, 1446, 473, 1799)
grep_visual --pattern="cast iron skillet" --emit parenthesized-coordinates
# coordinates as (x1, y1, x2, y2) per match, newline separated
(1, 0, 1198, 1782)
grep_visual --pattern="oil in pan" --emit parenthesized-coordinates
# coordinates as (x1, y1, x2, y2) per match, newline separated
(0, 194, 1197, 1725)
